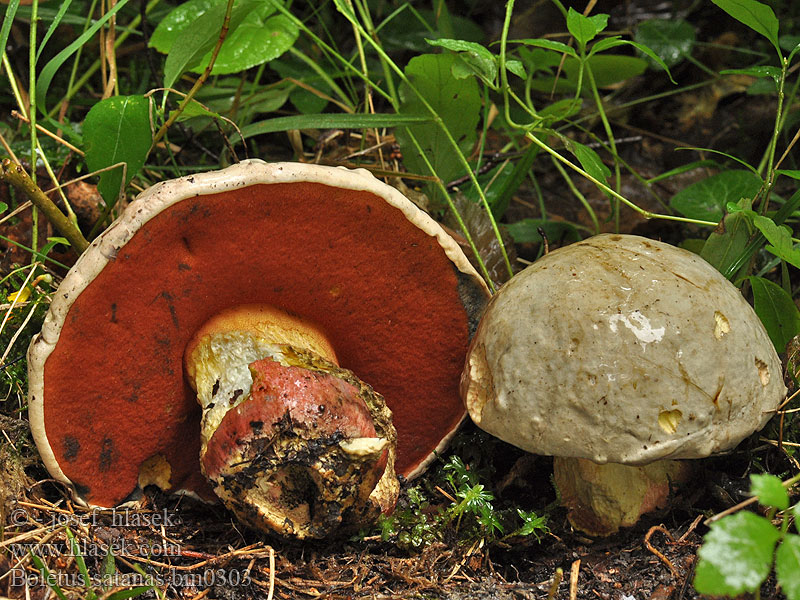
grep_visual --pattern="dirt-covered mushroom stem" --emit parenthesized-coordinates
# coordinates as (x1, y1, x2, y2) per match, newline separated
(461, 234, 786, 536)
(185, 305, 399, 539)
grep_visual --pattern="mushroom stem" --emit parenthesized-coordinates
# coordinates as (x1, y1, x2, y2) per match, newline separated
(185, 305, 399, 538)
(553, 457, 691, 536)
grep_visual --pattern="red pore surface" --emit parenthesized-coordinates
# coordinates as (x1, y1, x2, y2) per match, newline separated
(202, 356, 379, 479)
(42, 182, 470, 506)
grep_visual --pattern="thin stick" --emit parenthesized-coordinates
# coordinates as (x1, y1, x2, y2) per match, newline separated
(0, 159, 89, 253)
(11, 110, 84, 155)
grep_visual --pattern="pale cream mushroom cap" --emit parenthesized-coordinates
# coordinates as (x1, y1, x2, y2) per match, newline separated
(462, 234, 785, 465)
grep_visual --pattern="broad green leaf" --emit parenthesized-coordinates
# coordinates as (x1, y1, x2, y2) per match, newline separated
(777, 170, 800, 181)
(83, 95, 153, 207)
(635, 19, 695, 68)
(528, 54, 648, 94)
(506, 219, 581, 245)
(752, 214, 800, 269)
(566, 8, 608, 49)
(270, 56, 331, 114)
(711, 0, 780, 55)
(396, 53, 480, 203)
(694, 511, 780, 596)
(426, 38, 497, 83)
(152, 0, 297, 88)
(750, 473, 789, 510)
(35, 0, 130, 114)
(700, 207, 753, 276)
(161, 0, 246, 88)
(237, 113, 432, 140)
(776, 535, 800, 600)
(670, 170, 762, 223)
(0, 201, 7, 214)
(749, 276, 800, 352)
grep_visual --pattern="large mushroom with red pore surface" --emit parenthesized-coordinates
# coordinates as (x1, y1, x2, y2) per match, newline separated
(28, 160, 490, 538)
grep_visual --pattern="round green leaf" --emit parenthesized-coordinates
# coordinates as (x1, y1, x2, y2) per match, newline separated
(749, 473, 790, 510)
(670, 170, 762, 223)
(694, 511, 780, 596)
(776, 535, 800, 600)
(635, 19, 695, 67)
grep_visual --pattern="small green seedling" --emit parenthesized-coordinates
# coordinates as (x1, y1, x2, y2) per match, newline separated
(694, 473, 800, 599)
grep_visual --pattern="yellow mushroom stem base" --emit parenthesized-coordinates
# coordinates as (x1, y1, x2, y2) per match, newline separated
(553, 456, 692, 537)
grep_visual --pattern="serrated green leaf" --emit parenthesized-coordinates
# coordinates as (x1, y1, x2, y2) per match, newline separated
(776, 535, 800, 600)
(750, 473, 790, 510)
(670, 170, 762, 223)
(635, 19, 696, 67)
(700, 208, 753, 276)
(694, 511, 780, 596)
(749, 276, 800, 352)
(752, 214, 800, 269)
(395, 53, 480, 203)
(566, 8, 608, 49)
(711, 0, 780, 54)
(83, 95, 152, 207)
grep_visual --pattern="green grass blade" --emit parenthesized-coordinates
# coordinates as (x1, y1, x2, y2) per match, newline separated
(0, 0, 21, 62)
(35, 0, 131, 115)
(35, 0, 74, 64)
(236, 112, 431, 140)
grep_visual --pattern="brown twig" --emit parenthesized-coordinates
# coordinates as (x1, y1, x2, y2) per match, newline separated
(644, 525, 680, 579)
(0, 159, 89, 254)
